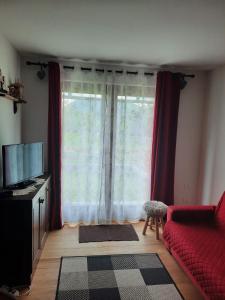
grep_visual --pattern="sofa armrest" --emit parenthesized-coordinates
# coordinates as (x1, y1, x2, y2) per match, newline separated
(167, 205, 216, 222)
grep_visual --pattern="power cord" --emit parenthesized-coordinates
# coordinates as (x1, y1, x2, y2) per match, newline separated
(0, 285, 31, 297)
(15, 286, 31, 297)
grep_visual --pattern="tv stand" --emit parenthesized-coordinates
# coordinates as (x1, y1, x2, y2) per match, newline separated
(0, 175, 50, 286)
(11, 179, 36, 190)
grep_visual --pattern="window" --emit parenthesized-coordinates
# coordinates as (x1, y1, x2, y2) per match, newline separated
(62, 70, 155, 223)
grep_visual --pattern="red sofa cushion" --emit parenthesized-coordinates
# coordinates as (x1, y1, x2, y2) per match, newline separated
(167, 205, 216, 223)
(164, 221, 225, 299)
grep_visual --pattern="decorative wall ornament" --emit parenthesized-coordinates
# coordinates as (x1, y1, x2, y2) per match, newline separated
(8, 81, 24, 100)
(0, 68, 26, 114)
(0, 68, 7, 93)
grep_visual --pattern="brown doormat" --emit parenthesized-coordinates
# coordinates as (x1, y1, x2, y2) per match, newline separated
(79, 224, 139, 243)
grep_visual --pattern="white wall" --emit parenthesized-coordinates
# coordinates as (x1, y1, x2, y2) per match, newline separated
(174, 72, 206, 205)
(21, 56, 48, 170)
(198, 66, 225, 205)
(0, 33, 21, 187)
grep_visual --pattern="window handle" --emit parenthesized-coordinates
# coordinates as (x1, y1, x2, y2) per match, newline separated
(39, 198, 44, 204)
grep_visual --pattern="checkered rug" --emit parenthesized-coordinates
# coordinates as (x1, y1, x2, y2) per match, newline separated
(56, 253, 183, 300)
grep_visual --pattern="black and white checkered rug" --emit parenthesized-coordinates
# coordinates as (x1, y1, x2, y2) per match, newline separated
(56, 253, 183, 300)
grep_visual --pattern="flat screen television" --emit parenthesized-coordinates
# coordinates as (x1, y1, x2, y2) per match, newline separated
(2, 142, 44, 189)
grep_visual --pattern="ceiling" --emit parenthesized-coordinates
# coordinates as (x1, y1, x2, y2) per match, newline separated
(0, 0, 225, 70)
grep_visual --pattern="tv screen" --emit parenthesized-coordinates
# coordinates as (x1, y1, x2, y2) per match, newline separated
(2, 142, 44, 188)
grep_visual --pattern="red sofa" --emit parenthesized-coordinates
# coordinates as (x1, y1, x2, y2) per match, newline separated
(163, 192, 225, 300)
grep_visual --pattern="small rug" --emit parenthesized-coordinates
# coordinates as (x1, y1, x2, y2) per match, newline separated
(79, 224, 139, 243)
(56, 253, 183, 300)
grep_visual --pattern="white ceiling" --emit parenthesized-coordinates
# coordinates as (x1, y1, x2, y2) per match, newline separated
(0, 0, 225, 69)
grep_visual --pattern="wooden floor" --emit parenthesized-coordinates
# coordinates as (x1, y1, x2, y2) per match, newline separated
(22, 222, 203, 300)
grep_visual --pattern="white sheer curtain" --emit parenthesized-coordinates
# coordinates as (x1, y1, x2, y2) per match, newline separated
(61, 64, 155, 224)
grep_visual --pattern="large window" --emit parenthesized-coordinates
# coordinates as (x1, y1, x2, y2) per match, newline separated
(62, 70, 155, 223)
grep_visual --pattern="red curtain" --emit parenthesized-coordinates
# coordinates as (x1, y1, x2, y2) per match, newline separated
(151, 71, 181, 205)
(48, 62, 62, 230)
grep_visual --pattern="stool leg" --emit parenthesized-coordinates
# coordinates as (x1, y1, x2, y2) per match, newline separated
(149, 217, 153, 230)
(155, 217, 159, 240)
(160, 216, 165, 232)
(142, 216, 150, 235)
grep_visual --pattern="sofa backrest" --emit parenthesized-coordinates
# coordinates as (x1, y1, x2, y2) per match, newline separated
(215, 191, 225, 229)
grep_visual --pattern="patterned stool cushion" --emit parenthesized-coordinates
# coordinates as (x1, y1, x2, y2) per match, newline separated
(144, 201, 168, 217)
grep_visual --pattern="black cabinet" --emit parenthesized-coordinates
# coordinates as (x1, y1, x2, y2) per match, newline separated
(32, 197, 40, 267)
(39, 188, 48, 249)
(0, 176, 50, 286)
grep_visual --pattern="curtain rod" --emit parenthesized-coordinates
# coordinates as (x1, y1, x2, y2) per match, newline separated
(26, 61, 154, 76)
(182, 74, 195, 78)
(26, 61, 48, 68)
(26, 61, 195, 78)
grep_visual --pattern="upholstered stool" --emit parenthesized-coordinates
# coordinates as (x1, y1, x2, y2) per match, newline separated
(142, 201, 168, 240)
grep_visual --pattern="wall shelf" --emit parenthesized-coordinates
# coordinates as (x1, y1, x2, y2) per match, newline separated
(0, 92, 27, 113)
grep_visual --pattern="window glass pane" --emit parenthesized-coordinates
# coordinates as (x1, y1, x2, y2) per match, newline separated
(62, 91, 104, 205)
(112, 95, 154, 205)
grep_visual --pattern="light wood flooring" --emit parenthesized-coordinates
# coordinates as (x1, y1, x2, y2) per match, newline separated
(22, 222, 203, 300)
